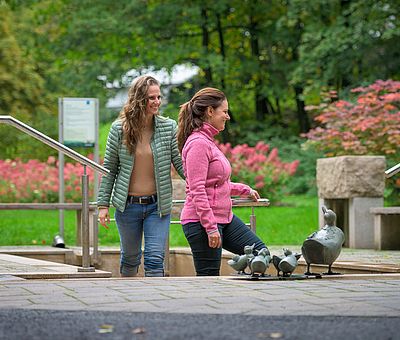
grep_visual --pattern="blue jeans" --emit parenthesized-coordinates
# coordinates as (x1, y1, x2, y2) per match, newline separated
(115, 201, 170, 277)
(182, 215, 266, 276)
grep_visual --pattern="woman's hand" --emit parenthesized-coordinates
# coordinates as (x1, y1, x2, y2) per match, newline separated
(98, 207, 110, 229)
(249, 188, 260, 201)
(208, 230, 222, 248)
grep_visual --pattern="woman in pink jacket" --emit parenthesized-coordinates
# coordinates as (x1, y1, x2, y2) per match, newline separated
(177, 87, 269, 276)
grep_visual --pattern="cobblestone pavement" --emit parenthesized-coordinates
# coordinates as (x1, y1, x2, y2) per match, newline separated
(1, 275, 400, 316)
(1, 248, 400, 339)
(0, 246, 399, 317)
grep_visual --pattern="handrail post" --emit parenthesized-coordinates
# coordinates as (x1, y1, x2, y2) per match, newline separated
(165, 234, 170, 277)
(92, 208, 101, 265)
(250, 206, 256, 233)
(78, 165, 95, 272)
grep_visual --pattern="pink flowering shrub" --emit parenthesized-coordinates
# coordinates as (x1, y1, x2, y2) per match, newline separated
(0, 156, 95, 203)
(303, 80, 400, 157)
(217, 141, 299, 202)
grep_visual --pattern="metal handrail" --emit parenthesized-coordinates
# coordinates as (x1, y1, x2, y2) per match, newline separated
(0, 115, 109, 272)
(385, 163, 400, 178)
(94, 198, 270, 276)
(0, 115, 108, 176)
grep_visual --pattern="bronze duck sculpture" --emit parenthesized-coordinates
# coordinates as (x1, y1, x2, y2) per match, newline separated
(249, 247, 271, 277)
(301, 206, 345, 275)
(227, 243, 255, 274)
(272, 255, 283, 277)
(272, 248, 301, 277)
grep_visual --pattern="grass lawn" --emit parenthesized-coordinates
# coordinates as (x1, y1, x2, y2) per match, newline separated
(234, 195, 318, 245)
(0, 195, 318, 247)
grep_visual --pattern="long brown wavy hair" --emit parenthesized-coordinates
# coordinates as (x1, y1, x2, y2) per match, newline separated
(177, 87, 226, 153)
(118, 75, 160, 154)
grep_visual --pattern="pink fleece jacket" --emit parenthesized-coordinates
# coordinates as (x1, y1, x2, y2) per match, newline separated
(180, 123, 251, 234)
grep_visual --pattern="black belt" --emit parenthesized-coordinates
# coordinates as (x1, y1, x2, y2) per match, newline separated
(127, 194, 157, 205)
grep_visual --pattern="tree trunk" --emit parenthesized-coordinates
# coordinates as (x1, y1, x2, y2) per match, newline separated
(294, 85, 310, 133)
(249, 15, 275, 121)
(216, 14, 226, 90)
(216, 12, 233, 143)
(292, 20, 309, 133)
(201, 7, 212, 84)
(215, 13, 235, 122)
(249, 25, 266, 121)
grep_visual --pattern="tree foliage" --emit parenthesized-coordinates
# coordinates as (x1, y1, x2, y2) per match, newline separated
(290, 0, 400, 92)
(1, 0, 400, 160)
(0, 1, 55, 160)
(303, 79, 400, 158)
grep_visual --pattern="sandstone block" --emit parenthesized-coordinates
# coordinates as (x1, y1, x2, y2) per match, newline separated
(317, 156, 386, 198)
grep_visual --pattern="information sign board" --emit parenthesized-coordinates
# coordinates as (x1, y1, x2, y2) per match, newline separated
(62, 98, 96, 147)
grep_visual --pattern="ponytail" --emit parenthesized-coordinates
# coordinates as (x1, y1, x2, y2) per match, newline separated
(177, 101, 197, 153)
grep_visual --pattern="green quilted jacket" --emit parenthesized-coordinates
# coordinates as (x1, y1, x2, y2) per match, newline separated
(97, 115, 184, 215)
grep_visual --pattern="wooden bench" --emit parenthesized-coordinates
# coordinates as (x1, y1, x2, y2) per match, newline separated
(0, 199, 270, 245)
(0, 199, 270, 274)
(370, 207, 400, 250)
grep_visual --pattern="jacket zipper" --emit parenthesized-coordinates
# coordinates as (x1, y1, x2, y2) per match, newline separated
(150, 132, 162, 217)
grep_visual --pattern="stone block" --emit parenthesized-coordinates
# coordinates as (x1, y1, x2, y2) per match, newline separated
(348, 197, 383, 249)
(172, 178, 186, 199)
(171, 179, 186, 220)
(370, 207, 400, 250)
(317, 156, 386, 199)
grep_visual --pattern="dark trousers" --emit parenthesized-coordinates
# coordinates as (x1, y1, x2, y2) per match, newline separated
(182, 215, 266, 276)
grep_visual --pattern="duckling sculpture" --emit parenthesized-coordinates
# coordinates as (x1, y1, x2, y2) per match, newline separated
(278, 248, 301, 277)
(272, 255, 284, 277)
(227, 243, 255, 274)
(249, 247, 271, 277)
(302, 206, 345, 275)
(272, 248, 301, 277)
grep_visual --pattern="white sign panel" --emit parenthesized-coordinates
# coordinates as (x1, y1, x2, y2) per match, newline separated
(62, 98, 96, 146)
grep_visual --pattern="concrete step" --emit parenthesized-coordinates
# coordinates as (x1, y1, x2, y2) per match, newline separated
(0, 246, 399, 279)
(0, 253, 112, 279)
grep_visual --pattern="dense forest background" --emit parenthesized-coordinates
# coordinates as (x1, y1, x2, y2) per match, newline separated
(1, 0, 399, 197)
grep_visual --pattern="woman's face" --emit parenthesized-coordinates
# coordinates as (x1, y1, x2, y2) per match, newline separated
(208, 99, 230, 131)
(146, 85, 162, 115)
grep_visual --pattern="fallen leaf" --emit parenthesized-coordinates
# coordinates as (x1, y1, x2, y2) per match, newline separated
(132, 327, 146, 334)
(270, 332, 283, 338)
(98, 324, 114, 333)
(257, 332, 284, 339)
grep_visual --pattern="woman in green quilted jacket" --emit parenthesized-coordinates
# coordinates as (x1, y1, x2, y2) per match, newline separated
(97, 75, 184, 277)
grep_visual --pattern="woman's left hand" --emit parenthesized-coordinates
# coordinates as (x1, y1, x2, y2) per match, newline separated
(208, 230, 222, 248)
(249, 189, 260, 201)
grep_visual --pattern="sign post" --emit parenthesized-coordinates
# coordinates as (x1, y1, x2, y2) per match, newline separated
(58, 98, 99, 239)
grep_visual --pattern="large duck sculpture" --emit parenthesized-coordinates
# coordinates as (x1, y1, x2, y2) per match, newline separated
(301, 206, 345, 275)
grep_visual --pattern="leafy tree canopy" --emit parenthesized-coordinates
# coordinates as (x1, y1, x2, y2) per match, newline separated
(2, 0, 400, 160)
